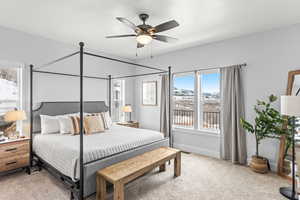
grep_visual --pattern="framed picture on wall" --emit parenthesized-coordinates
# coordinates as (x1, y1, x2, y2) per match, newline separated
(142, 81, 157, 106)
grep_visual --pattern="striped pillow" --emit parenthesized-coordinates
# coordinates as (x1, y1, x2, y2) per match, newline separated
(70, 116, 82, 135)
(102, 112, 112, 129)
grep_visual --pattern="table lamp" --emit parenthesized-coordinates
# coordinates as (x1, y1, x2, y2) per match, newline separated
(122, 105, 133, 122)
(280, 95, 300, 200)
(4, 110, 27, 138)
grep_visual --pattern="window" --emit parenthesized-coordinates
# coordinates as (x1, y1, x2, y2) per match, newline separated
(112, 80, 125, 122)
(0, 67, 22, 115)
(173, 69, 220, 132)
(198, 70, 220, 130)
(173, 73, 195, 128)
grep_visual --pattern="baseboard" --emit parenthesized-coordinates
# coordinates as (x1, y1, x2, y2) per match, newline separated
(174, 143, 220, 159)
(247, 157, 277, 172)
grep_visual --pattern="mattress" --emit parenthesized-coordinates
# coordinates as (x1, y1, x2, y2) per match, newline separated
(33, 124, 164, 181)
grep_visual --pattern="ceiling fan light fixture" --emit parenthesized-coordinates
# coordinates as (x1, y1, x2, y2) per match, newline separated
(136, 34, 152, 45)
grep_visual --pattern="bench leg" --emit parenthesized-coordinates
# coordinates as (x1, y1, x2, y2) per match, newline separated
(174, 152, 181, 177)
(114, 182, 124, 200)
(159, 163, 166, 172)
(96, 176, 106, 200)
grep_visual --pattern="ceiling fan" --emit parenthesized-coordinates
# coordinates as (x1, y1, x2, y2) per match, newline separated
(106, 14, 179, 48)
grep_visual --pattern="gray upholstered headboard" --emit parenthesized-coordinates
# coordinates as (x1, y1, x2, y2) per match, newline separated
(32, 101, 109, 133)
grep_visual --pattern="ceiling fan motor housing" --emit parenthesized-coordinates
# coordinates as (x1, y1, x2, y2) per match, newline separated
(139, 13, 149, 23)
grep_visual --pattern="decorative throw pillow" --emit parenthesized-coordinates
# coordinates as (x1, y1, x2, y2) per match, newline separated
(57, 116, 74, 134)
(40, 115, 60, 134)
(70, 116, 81, 135)
(83, 115, 105, 134)
(87, 113, 107, 129)
(101, 111, 113, 129)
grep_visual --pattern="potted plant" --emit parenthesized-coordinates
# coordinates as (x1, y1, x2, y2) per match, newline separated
(240, 95, 284, 173)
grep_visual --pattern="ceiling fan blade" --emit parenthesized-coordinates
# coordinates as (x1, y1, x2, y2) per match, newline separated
(137, 43, 145, 48)
(106, 34, 136, 38)
(116, 17, 140, 32)
(154, 20, 179, 33)
(153, 35, 178, 43)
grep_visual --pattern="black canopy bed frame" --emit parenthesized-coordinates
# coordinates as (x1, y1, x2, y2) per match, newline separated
(29, 42, 172, 200)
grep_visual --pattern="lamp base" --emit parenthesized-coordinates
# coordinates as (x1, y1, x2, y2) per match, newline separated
(280, 187, 298, 200)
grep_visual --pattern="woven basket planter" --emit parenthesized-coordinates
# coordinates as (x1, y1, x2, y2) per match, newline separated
(249, 156, 269, 174)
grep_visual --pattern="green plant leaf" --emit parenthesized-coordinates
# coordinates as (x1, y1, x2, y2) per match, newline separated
(240, 118, 254, 133)
(269, 94, 277, 102)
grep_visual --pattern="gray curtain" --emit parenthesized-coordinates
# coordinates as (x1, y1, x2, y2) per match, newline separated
(160, 75, 170, 138)
(221, 65, 247, 164)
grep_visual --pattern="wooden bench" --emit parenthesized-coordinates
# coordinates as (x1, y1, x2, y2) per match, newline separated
(96, 147, 181, 200)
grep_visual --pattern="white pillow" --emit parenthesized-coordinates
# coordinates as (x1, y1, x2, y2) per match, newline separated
(103, 111, 113, 129)
(40, 115, 60, 134)
(58, 116, 74, 134)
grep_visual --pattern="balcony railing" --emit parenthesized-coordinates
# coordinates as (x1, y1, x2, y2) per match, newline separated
(173, 109, 194, 127)
(202, 111, 220, 129)
(173, 109, 220, 130)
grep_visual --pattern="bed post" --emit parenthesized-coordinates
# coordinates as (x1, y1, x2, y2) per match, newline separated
(168, 66, 172, 147)
(108, 75, 112, 115)
(79, 42, 84, 200)
(29, 64, 33, 167)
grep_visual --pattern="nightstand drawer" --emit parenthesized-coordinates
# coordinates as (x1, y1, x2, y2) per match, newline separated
(0, 140, 29, 160)
(0, 154, 29, 172)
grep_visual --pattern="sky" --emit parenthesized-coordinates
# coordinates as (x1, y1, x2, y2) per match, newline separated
(174, 73, 220, 93)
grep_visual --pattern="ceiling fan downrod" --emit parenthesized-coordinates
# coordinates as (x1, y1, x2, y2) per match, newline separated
(139, 13, 149, 24)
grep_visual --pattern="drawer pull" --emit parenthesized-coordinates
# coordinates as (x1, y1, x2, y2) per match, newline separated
(5, 148, 17, 152)
(6, 161, 17, 166)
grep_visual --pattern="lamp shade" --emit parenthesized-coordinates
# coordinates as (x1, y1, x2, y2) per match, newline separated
(4, 110, 27, 122)
(122, 105, 132, 113)
(281, 95, 300, 117)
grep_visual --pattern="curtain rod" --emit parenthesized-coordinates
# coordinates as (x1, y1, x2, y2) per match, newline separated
(173, 62, 247, 75)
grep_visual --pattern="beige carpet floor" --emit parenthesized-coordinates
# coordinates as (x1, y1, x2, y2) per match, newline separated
(0, 153, 289, 200)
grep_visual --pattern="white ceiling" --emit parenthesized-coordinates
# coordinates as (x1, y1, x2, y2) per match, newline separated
(1, 0, 300, 60)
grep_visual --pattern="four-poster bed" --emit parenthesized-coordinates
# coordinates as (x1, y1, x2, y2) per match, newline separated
(29, 42, 172, 200)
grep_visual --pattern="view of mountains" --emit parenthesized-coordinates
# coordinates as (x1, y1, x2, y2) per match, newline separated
(174, 88, 220, 99)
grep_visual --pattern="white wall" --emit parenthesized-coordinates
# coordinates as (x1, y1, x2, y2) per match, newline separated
(0, 26, 136, 116)
(135, 23, 300, 170)
(135, 74, 161, 131)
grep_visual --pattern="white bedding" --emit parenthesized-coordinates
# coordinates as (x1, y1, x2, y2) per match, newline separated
(33, 124, 164, 180)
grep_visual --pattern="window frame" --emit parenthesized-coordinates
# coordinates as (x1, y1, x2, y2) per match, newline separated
(173, 72, 195, 129)
(0, 66, 23, 113)
(0, 64, 23, 133)
(111, 79, 125, 122)
(172, 69, 221, 134)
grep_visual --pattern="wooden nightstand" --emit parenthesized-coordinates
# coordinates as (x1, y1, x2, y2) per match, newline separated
(116, 121, 139, 128)
(0, 138, 30, 174)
